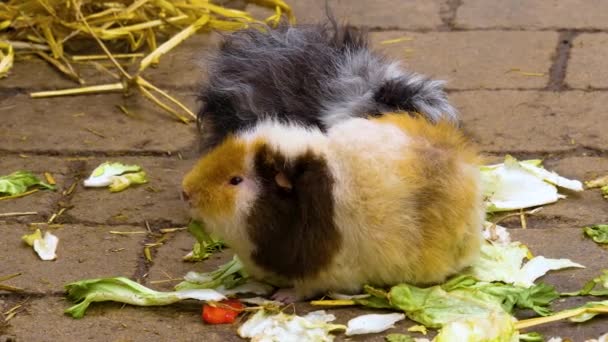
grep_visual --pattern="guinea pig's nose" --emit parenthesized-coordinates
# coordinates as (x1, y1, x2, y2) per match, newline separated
(181, 190, 190, 202)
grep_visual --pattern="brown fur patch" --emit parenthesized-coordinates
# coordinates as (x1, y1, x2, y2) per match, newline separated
(377, 113, 483, 282)
(182, 136, 246, 219)
(246, 143, 341, 279)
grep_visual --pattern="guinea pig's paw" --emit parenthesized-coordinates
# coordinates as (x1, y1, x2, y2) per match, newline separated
(271, 288, 299, 304)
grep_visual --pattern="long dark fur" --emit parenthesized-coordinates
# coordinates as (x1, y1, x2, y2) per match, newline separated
(197, 22, 457, 151)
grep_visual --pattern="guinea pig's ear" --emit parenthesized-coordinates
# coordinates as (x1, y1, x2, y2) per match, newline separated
(274, 171, 292, 191)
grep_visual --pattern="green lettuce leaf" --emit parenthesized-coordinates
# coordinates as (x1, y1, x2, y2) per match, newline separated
(64, 277, 225, 318)
(584, 225, 608, 244)
(387, 281, 505, 328)
(518, 332, 544, 342)
(183, 220, 225, 261)
(563, 270, 608, 297)
(0, 171, 55, 196)
(175, 255, 248, 291)
(442, 275, 558, 316)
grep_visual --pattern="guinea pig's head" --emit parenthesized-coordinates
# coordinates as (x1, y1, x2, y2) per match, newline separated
(183, 123, 342, 280)
(182, 136, 256, 230)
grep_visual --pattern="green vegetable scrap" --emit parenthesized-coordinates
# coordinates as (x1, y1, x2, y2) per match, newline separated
(585, 175, 608, 199)
(563, 270, 608, 297)
(64, 277, 225, 318)
(0, 171, 55, 197)
(175, 255, 248, 291)
(442, 276, 559, 317)
(518, 333, 544, 342)
(584, 224, 608, 244)
(83, 162, 148, 192)
(382, 275, 557, 328)
(385, 334, 417, 342)
(183, 220, 225, 262)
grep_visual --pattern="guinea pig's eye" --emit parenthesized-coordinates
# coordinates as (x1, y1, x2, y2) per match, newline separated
(229, 176, 243, 186)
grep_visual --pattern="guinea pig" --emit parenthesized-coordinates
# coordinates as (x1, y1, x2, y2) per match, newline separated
(197, 21, 457, 152)
(182, 113, 484, 300)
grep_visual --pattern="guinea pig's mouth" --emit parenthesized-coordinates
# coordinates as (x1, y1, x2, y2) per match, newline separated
(179, 188, 201, 219)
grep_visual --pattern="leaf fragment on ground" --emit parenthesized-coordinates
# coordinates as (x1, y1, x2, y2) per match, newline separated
(175, 255, 248, 291)
(0, 171, 55, 197)
(183, 220, 225, 261)
(407, 324, 428, 335)
(563, 270, 608, 297)
(238, 310, 345, 342)
(0, 41, 14, 78)
(83, 162, 148, 192)
(345, 313, 405, 336)
(22, 229, 58, 260)
(585, 174, 608, 199)
(481, 156, 582, 212)
(584, 224, 608, 244)
(64, 277, 225, 318)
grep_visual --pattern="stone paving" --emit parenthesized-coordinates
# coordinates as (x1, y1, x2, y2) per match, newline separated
(1, 0, 608, 341)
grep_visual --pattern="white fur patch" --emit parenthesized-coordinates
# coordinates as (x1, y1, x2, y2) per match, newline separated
(240, 120, 329, 159)
(327, 118, 410, 160)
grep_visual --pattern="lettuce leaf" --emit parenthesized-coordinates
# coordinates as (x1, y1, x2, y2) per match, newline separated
(175, 255, 248, 291)
(64, 277, 225, 318)
(0, 171, 55, 196)
(183, 220, 225, 262)
(584, 225, 608, 244)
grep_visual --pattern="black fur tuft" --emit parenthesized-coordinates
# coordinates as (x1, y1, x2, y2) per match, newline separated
(197, 22, 457, 152)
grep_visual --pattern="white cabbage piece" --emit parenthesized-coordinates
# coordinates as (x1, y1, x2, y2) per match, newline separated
(345, 313, 405, 336)
(482, 156, 582, 212)
(22, 229, 58, 261)
(238, 310, 345, 342)
(33, 231, 59, 261)
(482, 221, 511, 245)
(434, 311, 518, 342)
